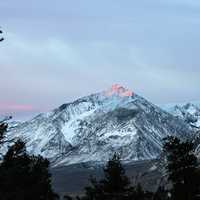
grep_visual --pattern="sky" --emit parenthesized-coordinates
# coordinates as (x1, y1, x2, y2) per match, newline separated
(0, 0, 200, 120)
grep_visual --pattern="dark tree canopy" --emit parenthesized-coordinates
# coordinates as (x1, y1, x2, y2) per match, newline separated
(163, 136, 200, 200)
(77, 153, 152, 200)
(0, 139, 59, 200)
(153, 186, 169, 200)
(0, 116, 14, 146)
(0, 123, 8, 144)
(101, 153, 131, 194)
(0, 28, 4, 42)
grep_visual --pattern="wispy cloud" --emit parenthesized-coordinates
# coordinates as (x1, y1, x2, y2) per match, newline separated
(0, 103, 33, 111)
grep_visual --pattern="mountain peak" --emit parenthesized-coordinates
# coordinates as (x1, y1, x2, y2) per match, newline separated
(6, 85, 193, 167)
(103, 84, 134, 97)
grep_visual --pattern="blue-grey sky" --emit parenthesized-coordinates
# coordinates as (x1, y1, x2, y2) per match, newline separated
(1, 0, 200, 119)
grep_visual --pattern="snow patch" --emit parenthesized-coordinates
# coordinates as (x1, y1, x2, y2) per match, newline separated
(61, 109, 96, 144)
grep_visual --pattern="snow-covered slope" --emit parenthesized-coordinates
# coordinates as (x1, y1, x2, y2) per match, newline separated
(2, 85, 193, 166)
(162, 102, 200, 156)
(162, 102, 200, 129)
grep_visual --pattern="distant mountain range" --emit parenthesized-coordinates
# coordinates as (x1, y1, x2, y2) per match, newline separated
(162, 102, 200, 129)
(1, 85, 199, 167)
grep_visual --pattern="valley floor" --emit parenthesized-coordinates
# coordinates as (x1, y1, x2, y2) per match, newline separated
(51, 159, 162, 197)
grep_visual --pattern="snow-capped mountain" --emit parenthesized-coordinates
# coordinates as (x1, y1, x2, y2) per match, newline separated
(2, 85, 193, 166)
(162, 102, 200, 156)
(162, 102, 200, 129)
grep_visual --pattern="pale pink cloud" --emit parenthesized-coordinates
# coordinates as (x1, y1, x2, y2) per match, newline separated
(0, 103, 33, 111)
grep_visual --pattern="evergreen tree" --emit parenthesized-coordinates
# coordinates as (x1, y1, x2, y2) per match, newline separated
(78, 153, 152, 200)
(0, 123, 8, 144)
(0, 28, 4, 42)
(153, 186, 169, 200)
(0, 116, 12, 145)
(101, 153, 131, 195)
(163, 136, 200, 200)
(63, 195, 73, 200)
(0, 139, 59, 200)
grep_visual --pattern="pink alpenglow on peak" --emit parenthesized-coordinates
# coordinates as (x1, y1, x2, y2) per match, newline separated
(104, 84, 134, 97)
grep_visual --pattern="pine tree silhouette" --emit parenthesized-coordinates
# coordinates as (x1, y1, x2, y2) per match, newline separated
(153, 186, 169, 200)
(0, 28, 4, 42)
(101, 153, 131, 195)
(163, 136, 200, 200)
(0, 139, 59, 200)
(0, 123, 8, 144)
(77, 153, 152, 200)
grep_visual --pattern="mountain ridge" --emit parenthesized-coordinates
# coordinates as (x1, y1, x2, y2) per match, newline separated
(2, 85, 193, 167)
